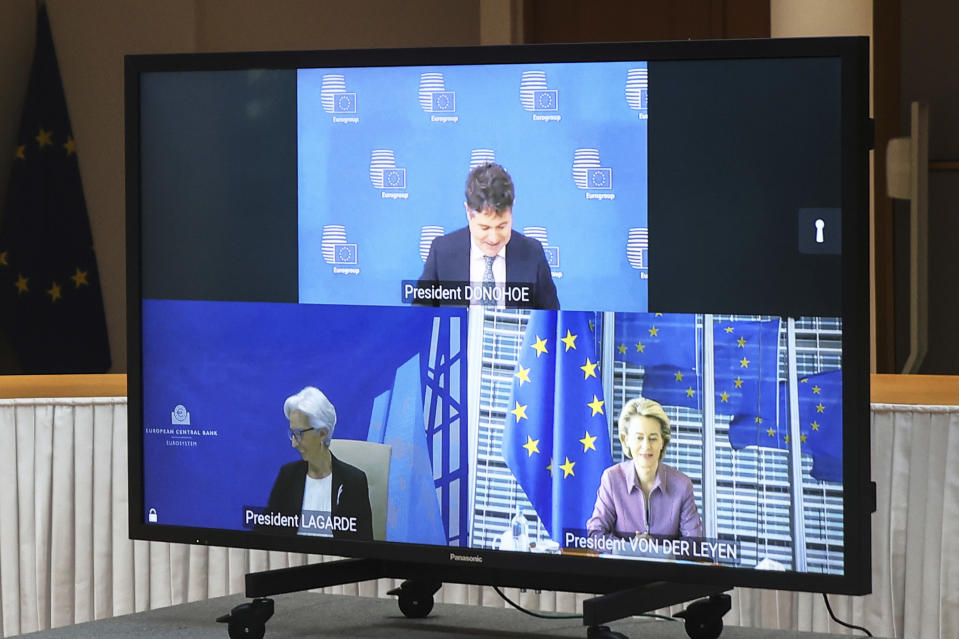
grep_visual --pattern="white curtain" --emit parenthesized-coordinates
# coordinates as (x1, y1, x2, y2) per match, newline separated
(1, 397, 955, 638)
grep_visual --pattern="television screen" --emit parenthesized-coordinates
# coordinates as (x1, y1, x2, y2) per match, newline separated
(127, 37, 872, 595)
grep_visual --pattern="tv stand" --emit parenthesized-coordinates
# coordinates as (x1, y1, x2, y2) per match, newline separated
(216, 558, 732, 639)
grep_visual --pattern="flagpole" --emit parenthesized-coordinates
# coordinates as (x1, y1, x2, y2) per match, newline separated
(601, 312, 616, 442)
(701, 314, 717, 538)
(786, 318, 808, 571)
(464, 306, 485, 546)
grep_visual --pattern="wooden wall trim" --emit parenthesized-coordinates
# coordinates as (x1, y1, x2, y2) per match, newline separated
(0, 374, 127, 399)
(871, 373, 959, 406)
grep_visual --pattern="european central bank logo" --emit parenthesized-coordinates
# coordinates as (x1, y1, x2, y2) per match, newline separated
(369, 150, 409, 198)
(419, 73, 458, 121)
(572, 149, 614, 197)
(321, 225, 358, 265)
(627, 227, 649, 273)
(320, 75, 358, 121)
(625, 68, 649, 118)
(171, 404, 190, 426)
(469, 149, 496, 170)
(520, 71, 560, 121)
(523, 226, 561, 271)
(419, 226, 446, 262)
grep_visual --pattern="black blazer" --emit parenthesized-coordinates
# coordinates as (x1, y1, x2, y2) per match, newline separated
(263, 454, 373, 540)
(417, 227, 560, 309)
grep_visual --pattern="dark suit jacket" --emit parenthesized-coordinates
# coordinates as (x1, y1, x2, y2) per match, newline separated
(417, 227, 559, 309)
(262, 454, 373, 540)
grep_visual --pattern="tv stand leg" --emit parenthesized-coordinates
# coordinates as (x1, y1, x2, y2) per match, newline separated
(582, 582, 732, 639)
(216, 558, 391, 638)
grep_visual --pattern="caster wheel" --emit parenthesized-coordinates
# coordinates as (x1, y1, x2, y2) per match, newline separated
(217, 597, 274, 639)
(227, 618, 266, 639)
(397, 592, 434, 618)
(683, 615, 723, 639)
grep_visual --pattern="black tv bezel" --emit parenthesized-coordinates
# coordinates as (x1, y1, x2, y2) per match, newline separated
(125, 36, 872, 596)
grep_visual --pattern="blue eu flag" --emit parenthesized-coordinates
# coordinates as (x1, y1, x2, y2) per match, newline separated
(798, 370, 842, 482)
(613, 313, 697, 369)
(503, 311, 614, 541)
(0, 6, 110, 373)
(641, 364, 701, 409)
(728, 370, 842, 483)
(713, 319, 781, 418)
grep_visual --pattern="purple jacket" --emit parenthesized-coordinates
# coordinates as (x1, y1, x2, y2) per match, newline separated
(586, 460, 703, 539)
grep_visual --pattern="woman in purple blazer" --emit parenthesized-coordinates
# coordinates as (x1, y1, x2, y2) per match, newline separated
(587, 397, 703, 540)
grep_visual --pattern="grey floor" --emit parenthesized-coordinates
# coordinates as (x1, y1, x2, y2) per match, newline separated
(15, 590, 863, 639)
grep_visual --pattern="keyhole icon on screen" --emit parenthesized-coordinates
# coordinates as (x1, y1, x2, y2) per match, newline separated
(815, 219, 825, 244)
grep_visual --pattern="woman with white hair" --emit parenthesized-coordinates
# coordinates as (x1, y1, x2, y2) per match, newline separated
(262, 386, 372, 540)
(586, 397, 702, 540)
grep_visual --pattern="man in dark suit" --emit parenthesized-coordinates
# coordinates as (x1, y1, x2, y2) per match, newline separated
(418, 163, 559, 310)
(261, 386, 373, 540)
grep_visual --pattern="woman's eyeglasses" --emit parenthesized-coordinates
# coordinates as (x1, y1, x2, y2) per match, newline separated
(288, 427, 315, 444)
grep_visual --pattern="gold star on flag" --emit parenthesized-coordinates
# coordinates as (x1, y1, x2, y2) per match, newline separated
(800, 377, 809, 383)
(46, 281, 62, 302)
(719, 391, 730, 403)
(63, 137, 76, 156)
(15, 274, 29, 294)
(587, 395, 604, 416)
(523, 436, 540, 457)
(514, 366, 531, 386)
(784, 434, 790, 443)
(654, 312, 663, 317)
(559, 456, 575, 478)
(70, 267, 89, 288)
(724, 326, 734, 333)
(737, 336, 746, 348)
(531, 336, 548, 357)
(739, 356, 750, 368)
(812, 385, 821, 395)
(766, 428, 776, 437)
(580, 430, 597, 452)
(754, 416, 763, 424)
(685, 387, 695, 398)
(800, 433, 808, 443)
(35, 128, 53, 148)
(811, 421, 820, 431)
(588, 320, 595, 332)
(635, 341, 645, 352)
(0, 250, 7, 266)
(15, 145, 26, 160)
(673, 370, 684, 382)
(580, 357, 598, 380)
(546, 458, 553, 474)
(560, 329, 578, 351)
(734, 377, 744, 388)
(510, 401, 528, 422)
(648, 326, 659, 337)
(617, 343, 627, 354)
(816, 402, 825, 413)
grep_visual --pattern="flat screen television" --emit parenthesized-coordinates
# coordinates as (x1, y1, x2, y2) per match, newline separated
(126, 36, 873, 610)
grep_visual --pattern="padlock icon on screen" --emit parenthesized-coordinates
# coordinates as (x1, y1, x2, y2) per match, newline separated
(148, 508, 158, 523)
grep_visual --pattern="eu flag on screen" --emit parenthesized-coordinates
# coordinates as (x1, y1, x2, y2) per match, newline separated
(613, 313, 696, 369)
(727, 370, 842, 483)
(502, 311, 613, 541)
(0, 6, 110, 373)
(641, 364, 701, 409)
(798, 370, 843, 482)
(714, 319, 780, 419)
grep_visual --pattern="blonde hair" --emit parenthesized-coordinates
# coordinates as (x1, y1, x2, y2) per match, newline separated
(618, 397, 671, 459)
